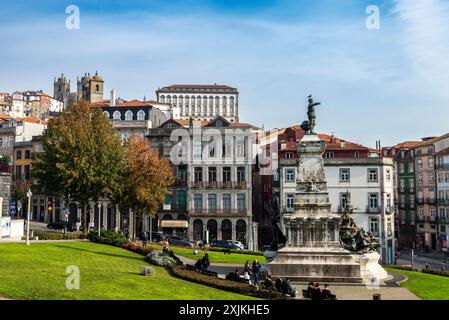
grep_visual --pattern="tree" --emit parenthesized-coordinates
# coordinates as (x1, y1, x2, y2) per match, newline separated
(33, 101, 125, 234)
(117, 134, 174, 238)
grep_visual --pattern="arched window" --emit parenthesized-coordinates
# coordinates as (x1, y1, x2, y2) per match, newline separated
(222, 96, 227, 107)
(209, 106, 213, 114)
(185, 96, 190, 105)
(203, 96, 207, 106)
(167, 95, 171, 103)
(203, 105, 207, 114)
(215, 96, 220, 106)
(160, 95, 165, 103)
(191, 96, 195, 106)
(191, 105, 195, 113)
(185, 106, 189, 113)
(230, 96, 235, 107)
(230, 106, 234, 114)
(179, 96, 183, 104)
(137, 110, 145, 120)
(113, 111, 121, 120)
(215, 106, 219, 113)
(197, 96, 202, 106)
(125, 110, 133, 121)
(209, 96, 213, 106)
(179, 106, 183, 114)
(103, 111, 110, 118)
(223, 106, 227, 114)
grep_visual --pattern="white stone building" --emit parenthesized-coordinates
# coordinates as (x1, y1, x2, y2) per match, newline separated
(155, 84, 239, 123)
(436, 147, 449, 249)
(276, 129, 396, 264)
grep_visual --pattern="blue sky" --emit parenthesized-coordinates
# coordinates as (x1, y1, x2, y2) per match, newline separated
(1, 0, 449, 147)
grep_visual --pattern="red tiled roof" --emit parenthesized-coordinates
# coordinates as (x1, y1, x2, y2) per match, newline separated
(318, 134, 369, 151)
(384, 141, 421, 150)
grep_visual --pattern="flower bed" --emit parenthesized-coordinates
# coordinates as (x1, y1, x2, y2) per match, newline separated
(167, 264, 286, 300)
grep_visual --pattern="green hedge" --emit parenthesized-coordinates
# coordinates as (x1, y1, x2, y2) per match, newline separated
(208, 247, 264, 256)
(167, 264, 286, 300)
(389, 265, 449, 278)
(33, 231, 85, 240)
(88, 229, 129, 247)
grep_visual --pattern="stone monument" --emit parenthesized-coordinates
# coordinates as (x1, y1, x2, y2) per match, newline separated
(266, 95, 387, 284)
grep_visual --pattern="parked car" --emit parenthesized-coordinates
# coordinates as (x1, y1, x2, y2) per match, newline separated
(260, 245, 272, 252)
(211, 240, 243, 250)
(227, 240, 245, 250)
(47, 221, 76, 232)
(167, 235, 194, 248)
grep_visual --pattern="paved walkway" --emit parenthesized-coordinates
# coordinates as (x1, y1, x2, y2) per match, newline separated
(177, 256, 419, 300)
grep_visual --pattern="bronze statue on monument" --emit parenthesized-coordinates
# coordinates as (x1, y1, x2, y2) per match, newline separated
(300, 94, 321, 134)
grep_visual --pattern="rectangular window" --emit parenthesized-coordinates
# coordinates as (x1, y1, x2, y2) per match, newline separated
(445, 172, 449, 183)
(369, 193, 379, 209)
(386, 169, 391, 182)
(368, 169, 378, 182)
(194, 167, 203, 182)
(417, 159, 422, 168)
(208, 167, 217, 182)
(409, 162, 414, 173)
(15, 165, 22, 178)
(340, 168, 350, 182)
(24, 165, 30, 180)
(399, 163, 404, 173)
(177, 190, 186, 209)
(222, 193, 231, 210)
(340, 193, 350, 210)
(194, 194, 203, 210)
(325, 152, 334, 159)
(386, 193, 392, 208)
(370, 218, 379, 237)
(25, 149, 31, 159)
(208, 194, 217, 210)
(438, 173, 445, 183)
(285, 169, 295, 182)
(222, 167, 231, 183)
(16, 150, 22, 160)
(286, 194, 294, 211)
(429, 175, 434, 185)
(237, 194, 246, 210)
(237, 167, 245, 182)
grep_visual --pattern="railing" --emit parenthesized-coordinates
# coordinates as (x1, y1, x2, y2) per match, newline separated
(189, 209, 247, 217)
(436, 164, 449, 170)
(366, 206, 381, 214)
(162, 204, 187, 212)
(416, 198, 436, 205)
(191, 181, 248, 189)
(437, 199, 449, 205)
(281, 206, 294, 213)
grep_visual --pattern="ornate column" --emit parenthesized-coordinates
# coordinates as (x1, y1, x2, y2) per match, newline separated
(102, 201, 108, 230)
(129, 209, 134, 240)
(115, 205, 121, 231)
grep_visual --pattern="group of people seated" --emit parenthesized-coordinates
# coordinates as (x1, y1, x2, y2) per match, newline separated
(305, 282, 336, 300)
(226, 269, 251, 282)
(274, 278, 297, 297)
(194, 253, 210, 272)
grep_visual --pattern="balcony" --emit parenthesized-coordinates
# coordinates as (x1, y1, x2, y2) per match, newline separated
(189, 209, 247, 217)
(438, 199, 449, 205)
(366, 206, 381, 214)
(281, 206, 295, 213)
(416, 198, 437, 205)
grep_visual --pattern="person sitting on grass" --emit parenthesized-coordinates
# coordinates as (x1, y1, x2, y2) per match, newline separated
(281, 279, 296, 298)
(194, 259, 203, 272)
(263, 275, 274, 291)
(201, 253, 210, 271)
(244, 260, 253, 275)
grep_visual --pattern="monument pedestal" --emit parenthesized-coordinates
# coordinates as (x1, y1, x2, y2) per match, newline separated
(266, 133, 387, 284)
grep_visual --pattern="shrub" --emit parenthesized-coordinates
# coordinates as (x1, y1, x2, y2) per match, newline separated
(389, 265, 449, 277)
(33, 231, 84, 240)
(168, 265, 286, 300)
(122, 242, 157, 255)
(145, 250, 177, 267)
(88, 229, 128, 247)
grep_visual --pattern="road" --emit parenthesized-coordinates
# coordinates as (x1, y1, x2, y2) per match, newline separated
(396, 250, 449, 270)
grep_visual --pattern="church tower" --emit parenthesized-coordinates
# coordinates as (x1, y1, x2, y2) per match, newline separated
(53, 73, 71, 102)
(89, 71, 104, 103)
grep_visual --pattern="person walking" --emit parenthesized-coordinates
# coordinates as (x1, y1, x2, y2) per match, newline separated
(252, 259, 261, 285)
(142, 232, 149, 247)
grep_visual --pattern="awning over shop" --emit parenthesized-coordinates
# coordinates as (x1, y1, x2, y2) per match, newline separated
(159, 220, 189, 228)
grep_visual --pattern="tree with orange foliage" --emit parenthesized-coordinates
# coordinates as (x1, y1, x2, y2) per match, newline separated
(117, 134, 174, 237)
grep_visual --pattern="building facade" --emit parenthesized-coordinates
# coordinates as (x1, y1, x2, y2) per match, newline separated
(156, 84, 239, 123)
(147, 116, 259, 249)
(93, 100, 168, 142)
(436, 147, 449, 251)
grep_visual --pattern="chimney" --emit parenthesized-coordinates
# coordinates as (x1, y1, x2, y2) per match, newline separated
(111, 89, 116, 106)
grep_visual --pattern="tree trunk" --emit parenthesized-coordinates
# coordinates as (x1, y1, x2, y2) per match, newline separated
(82, 203, 88, 236)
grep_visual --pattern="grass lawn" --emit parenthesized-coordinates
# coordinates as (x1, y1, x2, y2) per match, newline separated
(386, 268, 449, 300)
(0, 242, 257, 300)
(153, 245, 265, 265)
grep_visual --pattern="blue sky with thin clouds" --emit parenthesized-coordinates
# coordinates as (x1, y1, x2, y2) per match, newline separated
(1, 0, 448, 147)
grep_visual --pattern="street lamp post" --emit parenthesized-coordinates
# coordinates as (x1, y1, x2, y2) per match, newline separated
(97, 203, 102, 237)
(26, 189, 32, 245)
